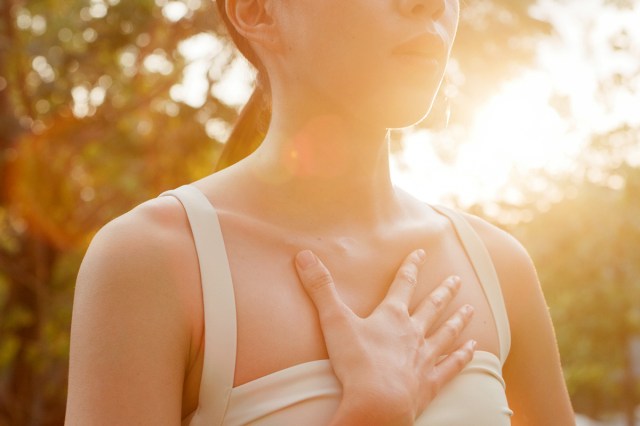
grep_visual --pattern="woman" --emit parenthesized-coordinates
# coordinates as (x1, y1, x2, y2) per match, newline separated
(66, 0, 575, 424)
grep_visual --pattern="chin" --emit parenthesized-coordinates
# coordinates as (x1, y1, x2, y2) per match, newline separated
(377, 92, 439, 129)
(337, 74, 444, 129)
(358, 74, 443, 128)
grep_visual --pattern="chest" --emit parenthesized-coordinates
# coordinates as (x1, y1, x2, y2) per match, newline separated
(218, 218, 501, 387)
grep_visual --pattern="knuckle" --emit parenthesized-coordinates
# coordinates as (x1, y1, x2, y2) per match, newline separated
(445, 276, 461, 291)
(443, 284, 455, 298)
(411, 317, 424, 334)
(442, 321, 460, 338)
(320, 305, 348, 325)
(439, 283, 456, 300)
(421, 343, 437, 362)
(386, 301, 407, 318)
(306, 270, 334, 292)
(397, 266, 417, 285)
(427, 373, 442, 396)
(452, 352, 466, 370)
(430, 293, 444, 308)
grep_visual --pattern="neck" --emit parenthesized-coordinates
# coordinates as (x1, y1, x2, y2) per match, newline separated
(240, 103, 402, 230)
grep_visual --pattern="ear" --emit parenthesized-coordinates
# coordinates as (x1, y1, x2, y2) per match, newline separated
(225, 0, 281, 52)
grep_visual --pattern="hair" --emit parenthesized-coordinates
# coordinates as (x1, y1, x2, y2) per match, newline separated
(214, 0, 273, 172)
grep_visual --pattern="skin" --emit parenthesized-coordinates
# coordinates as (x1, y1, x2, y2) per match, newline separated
(295, 251, 476, 425)
(66, 0, 575, 424)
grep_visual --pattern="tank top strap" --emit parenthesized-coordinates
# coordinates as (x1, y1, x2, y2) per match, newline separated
(431, 205, 511, 364)
(160, 184, 237, 425)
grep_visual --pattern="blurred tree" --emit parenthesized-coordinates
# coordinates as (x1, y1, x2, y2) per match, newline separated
(0, 0, 592, 424)
(415, 0, 552, 165)
(449, 0, 552, 123)
(468, 125, 640, 424)
(520, 163, 639, 424)
(0, 0, 237, 423)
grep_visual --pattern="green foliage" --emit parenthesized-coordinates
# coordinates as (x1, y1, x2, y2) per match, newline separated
(0, 0, 237, 423)
(476, 129, 640, 419)
(524, 171, 640, 416)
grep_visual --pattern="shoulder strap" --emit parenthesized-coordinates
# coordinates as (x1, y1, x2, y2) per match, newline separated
(431, 205, 511, 364)
(160, 184, 237, 425)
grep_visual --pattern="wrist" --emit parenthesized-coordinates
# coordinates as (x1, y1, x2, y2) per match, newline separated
(328, 387, 414, 426)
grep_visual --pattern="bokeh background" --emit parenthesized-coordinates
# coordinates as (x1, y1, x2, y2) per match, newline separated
(0, 0, 639, 424)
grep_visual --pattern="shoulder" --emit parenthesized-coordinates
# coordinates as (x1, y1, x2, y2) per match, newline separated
(67, 194, 202, 422)
(81, 194, 195, 283)
(452, 214, 574, 422)
(455, 211, 542, 333)
(457, 211, 535, 280)
(74, 192, 200, 339)
(89, 194, 188, 255)
(76, 192, 202, 338)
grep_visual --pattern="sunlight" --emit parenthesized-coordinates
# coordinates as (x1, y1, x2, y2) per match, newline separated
(460, 71, 578, 186)
(173, 33, 254, 109)
(394, 0, 640, 208)
(393, 71, 584, 207)
(170, 0, 639, 209)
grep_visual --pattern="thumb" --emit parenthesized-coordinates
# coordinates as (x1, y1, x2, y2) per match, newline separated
(295, 250, 349, 325)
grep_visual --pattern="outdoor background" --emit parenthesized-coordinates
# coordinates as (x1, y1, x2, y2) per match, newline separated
(0, 0, 639, 425)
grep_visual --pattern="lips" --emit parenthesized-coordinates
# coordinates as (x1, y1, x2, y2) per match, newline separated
(392, 32, 446, 60)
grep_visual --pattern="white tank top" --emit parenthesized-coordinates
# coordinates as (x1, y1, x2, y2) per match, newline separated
(161, 184, 513, 426)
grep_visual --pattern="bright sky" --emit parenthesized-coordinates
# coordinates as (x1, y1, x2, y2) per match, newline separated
(171, 0, 640, 208)
(393, 0, 640, 208)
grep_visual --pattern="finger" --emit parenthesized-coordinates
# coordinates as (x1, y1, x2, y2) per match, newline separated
(383, 249, 426, 308)
(427, 340, 476, 397)
(425, 304, 474, 351)
(295, 250, 349, 324)
(412, 275, 461, 334)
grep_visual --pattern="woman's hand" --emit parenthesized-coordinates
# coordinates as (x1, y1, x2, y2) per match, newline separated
(294, 249, 476, 426)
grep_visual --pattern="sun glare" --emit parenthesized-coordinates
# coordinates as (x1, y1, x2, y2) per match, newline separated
(393, 71, 584, 207)
(394, 0, 640, 209)
(458, 72, 580, 194)
(173, 0, 638, 211)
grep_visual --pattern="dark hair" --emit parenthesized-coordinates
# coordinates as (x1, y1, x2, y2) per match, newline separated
(214, 0, 273, 171)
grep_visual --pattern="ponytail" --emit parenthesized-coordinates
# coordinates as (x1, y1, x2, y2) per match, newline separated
(214, 0, 273, 171)
(214, 77, 271, 171)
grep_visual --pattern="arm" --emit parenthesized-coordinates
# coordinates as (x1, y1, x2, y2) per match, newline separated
(464, 214, 575, 425)
(65, 199, 197, 425)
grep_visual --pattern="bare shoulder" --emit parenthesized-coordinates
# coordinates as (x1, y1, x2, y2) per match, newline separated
(458, 211, 534, 280)
(76, 195, 200, 312)
(66, 195, 202, 424)
(458, 211, 574, 424)
(91, 194, 189, 251)
(457, 211, 543, 341)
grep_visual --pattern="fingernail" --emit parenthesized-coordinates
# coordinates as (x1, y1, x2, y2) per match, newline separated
(463, 304, 474, 315)
(416, 249, 426, 263)
(469, 340, 477, 351)
(296, 250, 317, 269)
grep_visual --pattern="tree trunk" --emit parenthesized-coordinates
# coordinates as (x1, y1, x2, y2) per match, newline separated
(0, 235, 57, 426)
(622, 332, 637, 426)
